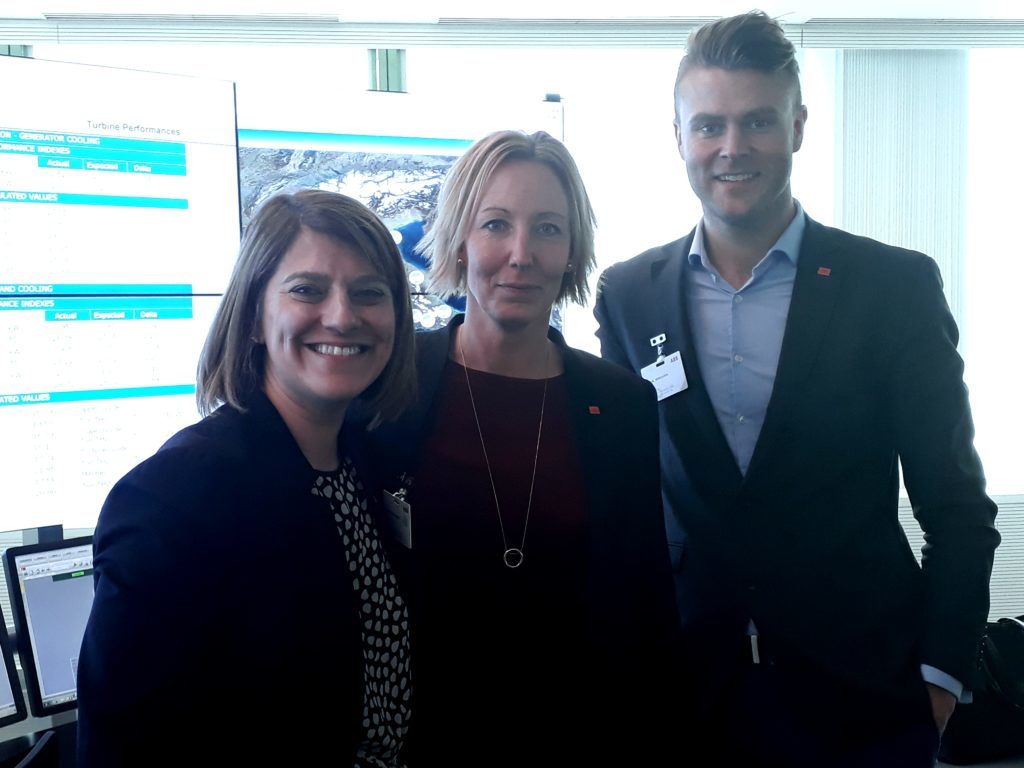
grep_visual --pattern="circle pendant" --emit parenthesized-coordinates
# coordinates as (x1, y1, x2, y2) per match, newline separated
(503, 548, 524, 569)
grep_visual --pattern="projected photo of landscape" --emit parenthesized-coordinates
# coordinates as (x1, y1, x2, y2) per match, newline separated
(238, 130, 471, 330)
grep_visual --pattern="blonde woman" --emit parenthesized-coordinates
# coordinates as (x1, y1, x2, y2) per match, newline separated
(373, 130, 679, 766)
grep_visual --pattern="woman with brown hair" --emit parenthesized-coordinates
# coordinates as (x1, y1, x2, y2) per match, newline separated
(78, 189, 417, 768)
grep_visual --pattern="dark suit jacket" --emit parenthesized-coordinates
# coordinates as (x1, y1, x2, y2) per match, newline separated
(77, 392, 400, 768)
(369, 315, 680, 763)
(594, 214, 1000, 698)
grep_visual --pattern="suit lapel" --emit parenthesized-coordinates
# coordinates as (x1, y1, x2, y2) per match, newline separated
(648, 240, 695, 372)
(745, 217, 843, 480)
(558, 338, 643, 631)
(384, 319, 458, 489)
(559, 340, 606, 523)
(653, 235, 745, 489)
(416, 320, 455, 415)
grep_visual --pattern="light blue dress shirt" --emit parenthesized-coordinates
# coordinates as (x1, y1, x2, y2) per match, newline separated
(684, 202, 963, 701)
(685, 205, 804, 475)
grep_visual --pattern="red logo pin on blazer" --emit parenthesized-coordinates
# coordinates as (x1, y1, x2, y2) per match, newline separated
(817, 267, 832, 277)
(588, 406, 601, 415)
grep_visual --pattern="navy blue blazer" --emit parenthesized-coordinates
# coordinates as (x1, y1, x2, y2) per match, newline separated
(77, 392, 398, 767)
(594, 214, 1000, 697)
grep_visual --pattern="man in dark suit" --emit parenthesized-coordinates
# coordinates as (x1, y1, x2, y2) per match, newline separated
(594, 11, 1000, 767)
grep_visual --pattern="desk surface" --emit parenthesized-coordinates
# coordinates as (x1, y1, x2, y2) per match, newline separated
(0, 713, 75, 768)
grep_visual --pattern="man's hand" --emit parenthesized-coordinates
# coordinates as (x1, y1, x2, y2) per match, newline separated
(926, 682, 957, 734)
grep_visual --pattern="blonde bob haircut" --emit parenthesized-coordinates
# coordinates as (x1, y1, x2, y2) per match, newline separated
(197, 189, 416, 425)
(419, 129, 596, 307)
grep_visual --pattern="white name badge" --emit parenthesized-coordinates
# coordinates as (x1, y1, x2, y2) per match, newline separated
(641, 351, 688, 401)
(382, 490, 412, 549)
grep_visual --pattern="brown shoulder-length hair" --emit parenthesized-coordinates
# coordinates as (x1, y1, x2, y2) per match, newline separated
(419, 129, 596, 307)
(197, 189, 415, 425)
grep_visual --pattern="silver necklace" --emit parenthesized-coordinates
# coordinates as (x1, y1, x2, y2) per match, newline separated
(458, 333, 549, 569)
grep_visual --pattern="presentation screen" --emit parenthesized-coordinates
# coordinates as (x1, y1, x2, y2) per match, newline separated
(238, 128, 472, 331)
(3, 536, 94, 718)
(0, 57, 240, 531)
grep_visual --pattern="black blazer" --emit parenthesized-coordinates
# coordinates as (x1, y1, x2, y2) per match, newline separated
(77, 392, 400, 767)
(594, 214, 1000, 697)
(370, 315, 680, 762)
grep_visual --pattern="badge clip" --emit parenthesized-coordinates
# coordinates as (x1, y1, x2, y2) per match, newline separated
(650, 333, 667, 363)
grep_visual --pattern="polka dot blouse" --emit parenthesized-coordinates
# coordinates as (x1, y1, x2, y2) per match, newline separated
(313, 458, 412, 768)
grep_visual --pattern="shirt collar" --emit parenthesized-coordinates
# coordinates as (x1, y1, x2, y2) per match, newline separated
(688, 200, 806, 270)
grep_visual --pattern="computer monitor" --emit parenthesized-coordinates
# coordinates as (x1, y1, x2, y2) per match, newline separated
(2, 537, 94, 717)
(0, 602, 28, 727)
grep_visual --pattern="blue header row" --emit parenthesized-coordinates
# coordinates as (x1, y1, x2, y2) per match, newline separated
(1, 142, 187, 166)
(43, 308, 194, 322)
(0, 128, 186, 155)
(36, 157, 185, 176)
(0, 284, 194, 295)
(0, 296, 193, 311)
(0, 191, 188, 209)
(0, 384, 196, 408)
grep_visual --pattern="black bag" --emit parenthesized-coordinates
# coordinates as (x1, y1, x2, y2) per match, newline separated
(939, 616, 1024, 765)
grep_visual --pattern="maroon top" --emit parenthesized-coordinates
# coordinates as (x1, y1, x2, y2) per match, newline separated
(406, 359, 590, 761)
